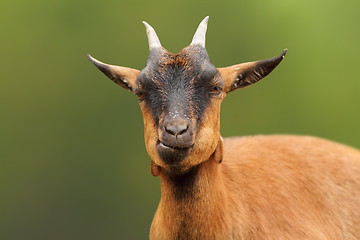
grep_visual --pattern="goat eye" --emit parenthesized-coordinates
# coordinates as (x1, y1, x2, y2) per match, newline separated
(135, 90, 145, 102)
(210, 86, 222, 96)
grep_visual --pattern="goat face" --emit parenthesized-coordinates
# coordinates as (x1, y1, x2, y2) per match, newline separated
(136, 45, 224, 172)
(88, 17, 286, 174)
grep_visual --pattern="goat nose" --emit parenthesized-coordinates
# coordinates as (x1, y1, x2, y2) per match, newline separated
(165, 120, 189, 136)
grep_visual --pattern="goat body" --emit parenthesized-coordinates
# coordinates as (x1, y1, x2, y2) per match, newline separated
(88, 17, 360, 240)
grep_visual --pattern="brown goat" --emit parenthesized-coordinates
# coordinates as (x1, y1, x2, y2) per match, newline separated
(88, 17, 360, 240)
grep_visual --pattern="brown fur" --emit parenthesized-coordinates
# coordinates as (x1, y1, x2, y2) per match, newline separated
(89, 52, 360, 238)
(88, 20, 358, 239)
(150, 135, 360, 240)
(89, 50, 360, 239)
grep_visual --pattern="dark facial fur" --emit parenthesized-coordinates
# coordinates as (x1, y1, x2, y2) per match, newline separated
(136, 45, 223, 164)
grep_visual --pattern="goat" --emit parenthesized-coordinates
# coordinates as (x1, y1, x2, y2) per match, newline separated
(87, 16, 360, 240)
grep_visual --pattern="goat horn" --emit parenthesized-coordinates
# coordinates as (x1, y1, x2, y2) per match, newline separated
(191, 16, 209, 47)
(142, 21, 162, 50)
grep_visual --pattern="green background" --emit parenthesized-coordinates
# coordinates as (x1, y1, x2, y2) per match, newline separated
(1, 0, 359, 239)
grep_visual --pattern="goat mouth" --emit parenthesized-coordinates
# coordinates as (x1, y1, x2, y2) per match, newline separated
(156, 140, 192, 164)
(158, 140, 193, 150)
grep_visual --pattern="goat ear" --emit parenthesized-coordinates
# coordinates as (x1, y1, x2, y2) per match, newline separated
(87, 54, 140, 93)
(218, 49, 287, 93)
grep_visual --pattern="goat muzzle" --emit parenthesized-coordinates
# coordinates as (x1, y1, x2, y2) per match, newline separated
(156, 118, 194, 164)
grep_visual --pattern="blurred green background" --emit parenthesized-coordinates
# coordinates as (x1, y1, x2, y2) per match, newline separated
(1, 0, 359, 239)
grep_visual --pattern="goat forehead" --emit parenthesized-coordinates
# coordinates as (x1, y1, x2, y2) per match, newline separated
(140, 45, 214, 77)
(139, 47, 218, 87)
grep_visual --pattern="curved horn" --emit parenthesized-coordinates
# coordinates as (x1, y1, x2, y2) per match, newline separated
(142, 21, 162, 50)
(191, 16, 209, 47)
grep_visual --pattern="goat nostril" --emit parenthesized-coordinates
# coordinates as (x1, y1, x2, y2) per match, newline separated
(165, 122, 189, 136)
(178, 125, 188, 135)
